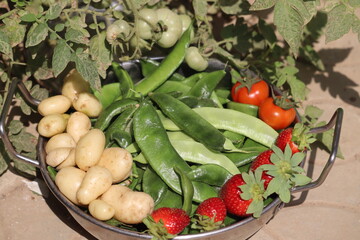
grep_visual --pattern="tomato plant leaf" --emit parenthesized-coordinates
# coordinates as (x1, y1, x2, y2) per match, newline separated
(89, 32, 112, 79)
(0, 31, 13, 60)
(8, 120, 23, 135)
(258, 19, 277, 48)
(0, 142, 10, 175)
(219, 0, 250, 15)
(46, 3, 65, 20)
(250, 0, 277, 11)
(20, 13, 37, 22)
(74, 53, 101, 91)
(132, 0, 151, 9)
(52, 40, 71, 77)
(9, 129, 38, 153)
(1, 18, 27, 47)
(25, 22, 49, 47)
(65, 28, 89, 44)
(192, 0, 208, 21)
(324, 3, 353, 43)
(299, 44, 325, 71)
(352, 17, 360, 42)
(315, 121, 344, 159)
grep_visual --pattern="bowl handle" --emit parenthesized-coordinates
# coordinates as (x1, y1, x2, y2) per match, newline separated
(0, 78, 41, 168)
(291, 108, 344, 193)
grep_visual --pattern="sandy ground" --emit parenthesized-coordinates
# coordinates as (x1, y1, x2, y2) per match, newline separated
(0, 32, 359, 240)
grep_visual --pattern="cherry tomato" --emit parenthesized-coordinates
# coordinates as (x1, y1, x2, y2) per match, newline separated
(106, 20, 131, 44)
(258, 97, 296, 130)
(231, 79, 269, 106)
(185, 47, 208, 72)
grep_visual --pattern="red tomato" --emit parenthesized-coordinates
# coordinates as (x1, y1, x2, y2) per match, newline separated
(259, 97, 296, 130)
(231, 80, 269, 106)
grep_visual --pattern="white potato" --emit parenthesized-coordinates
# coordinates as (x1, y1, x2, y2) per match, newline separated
(66, 112, 91, 142)
(61, 69, 90, 102)
(38, 95, 71, 116)
(45, 133, 76, 153)
(56, 148, 76, 170)
(72, 92, 103, 118)
(88, 199, 115, 221)
(97, 148, 133, 183)
(38, 114, 67, 138)
(55, 167, 86, 205)
(113, 191, 154, 224)
(46, 147, 73, 167)
(76, 166, 113, 205)
(75, 129, 105, 171)
(100, 185, 132, 208)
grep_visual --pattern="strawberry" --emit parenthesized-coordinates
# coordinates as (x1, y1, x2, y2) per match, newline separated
(276, 123, 317, 154)
(191, 197, 227, 231)
(219, 170, 265, 218)
(143, 207, 190, 239)
(250, 149, 274, 189)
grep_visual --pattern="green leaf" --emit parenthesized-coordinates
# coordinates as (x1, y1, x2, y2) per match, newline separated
(1, 18, 27, 47)
(193, 0, 208, 21)
(299, 44, 325, 71)
(74, 53, 101, 91)
(325, 3, 353, 43)
(55, 23, 65, 32)
(258, 18, 277, 48)
(20, 13, 37, 22)
(219, 0, 250, 15)
(278, 184, 291, 203)
(352, 17, 360, 42)
(89, 32, 112, 79)
(0, 142, 10, 175)
(132, 0, 150, 8)
(291, 152, 306, 166)
(0, 31, 13, 60)
(315, 124, 344, 159)
(273, 0, 311, 56)
(304, 105, 323, 121)
(8, 120, 23, 135)
(291, 174, 312, 186)
(250, 0, 277, 11)
(46, 3, 65, 20)
(52, 40, 71, 77)
(9, 129, 37, 153)
(246, 199, 264, 218)
(349, 0, 360, 7)
(25, 22, 49, 47)
(65, 28, 89, 44)
(30, 84, 49, 102)
(287, 75, 308, 101)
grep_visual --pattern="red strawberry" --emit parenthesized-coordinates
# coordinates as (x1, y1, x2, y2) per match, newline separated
(219, 171, 265, 218)
(250, 149, 274, 189)
(145, 207, 190, 237)
(275, 128, 300, 154)
(192, 197, 227, 231)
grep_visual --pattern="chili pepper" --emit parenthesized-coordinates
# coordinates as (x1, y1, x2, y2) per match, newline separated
(149, 92, 226, 152)
(105, 106, 138, 148)
(94, 98, 138, 131)
(186, 70, 226, 98)
(187, 164, 232, 187)
(111, 62, 135, 99)
(226, 101, 258, 117)
(132, 100, 216, 202)
(134, 25, 192, 95)
(174, 166, 194, 215)
(139, 58, 185, 82)
(143, 166, 168, 205)
(191, 107, 278, 148)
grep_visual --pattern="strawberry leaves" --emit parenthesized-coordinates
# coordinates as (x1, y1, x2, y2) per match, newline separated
(261, 145, 311, 203)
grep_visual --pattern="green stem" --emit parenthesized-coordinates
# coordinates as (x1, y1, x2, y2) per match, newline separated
(0, 9, 17, 20)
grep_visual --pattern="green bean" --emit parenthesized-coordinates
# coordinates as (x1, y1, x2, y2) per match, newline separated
(181, 72, 207, 87)
(142, 167, 168, 205)
(140, 58, 185, 82)
(167, 133, 239, 175)
(155, 81, 191, 95)
(94, 99, 138, 131)
(155, 190, 183, 210)
(112, 62, 134, 98)
(133, 152, 147, 164)
(224, 152, 259, 167)
(132, 100, 216, 202)
(150, 92, 226, 151)
(226, 101, 258, 117)
(187, 70, 226, 98)
(187, 164, 232, 187)
(192, 107, 278, 147)
(178, 96, 218, 108)
(134, 25, 192, 95)
(223, 131, 246, 148)
(174, 166, 194, 215)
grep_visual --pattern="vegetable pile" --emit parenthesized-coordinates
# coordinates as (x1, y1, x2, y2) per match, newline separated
(35, 23, 321, 239)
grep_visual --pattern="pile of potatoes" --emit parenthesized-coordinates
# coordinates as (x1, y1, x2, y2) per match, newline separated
(37, 69, 154, 224)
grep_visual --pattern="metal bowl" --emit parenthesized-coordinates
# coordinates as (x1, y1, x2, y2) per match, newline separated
(0, 60, 343, 240)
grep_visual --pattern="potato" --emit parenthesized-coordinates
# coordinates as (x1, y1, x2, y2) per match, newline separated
(97, 147, 133, 183)
(88, 199, 115, 221)
(55, 167, 86, 205)
(113, 191, 154, 224)
(38, 114, 67, 138)
(46, 147, 73, 167)
(75, 129, 105, 171)
(62, 69, 91, 102)
(45, 133, 76, 153)
(76, 166, 113, 205)
(38, 95, 71, 116)
(72, 92, 103, 118)
(66, 112, 91, 142)
(100, 185, 132, 208)
(56, 148, 76, 170)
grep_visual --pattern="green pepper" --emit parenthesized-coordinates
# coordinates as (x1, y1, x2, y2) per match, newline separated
(94, 98, 138, 131)
(134, 25, 192, 95)
(150, 92, 226, 152)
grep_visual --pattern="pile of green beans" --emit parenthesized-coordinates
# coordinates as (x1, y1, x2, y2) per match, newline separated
(89, 26, 279, 232)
